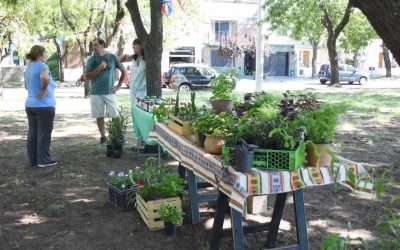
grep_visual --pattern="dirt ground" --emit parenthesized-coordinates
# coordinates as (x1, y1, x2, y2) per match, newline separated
(0, 87, 399, 250)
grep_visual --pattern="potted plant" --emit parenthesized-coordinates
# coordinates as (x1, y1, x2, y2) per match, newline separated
(168, 92, 196, 136)
(135, 158, 184, 230)
(193, 111, 238, 155)
(303, 103, 345, 167)
(152, 102, 169, 123)
(158, 203, 183, 236)
(210, 70, 237, 113)
(107, 170, 143, 211)
(106, 107, 130, 158)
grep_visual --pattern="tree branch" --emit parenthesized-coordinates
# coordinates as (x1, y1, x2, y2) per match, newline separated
(106, 0, 126, 47)
(333, 1, 353, 41)
(125, 0, 148, 42)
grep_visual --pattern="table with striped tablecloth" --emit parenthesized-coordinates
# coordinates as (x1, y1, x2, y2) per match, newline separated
(150, 122, 374, 213)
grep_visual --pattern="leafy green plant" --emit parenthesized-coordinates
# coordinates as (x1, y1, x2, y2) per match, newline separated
(303, 103, 346, 143)
(158, 204, 183, 224)
(320, 232, 366, 250)
(192, 111, 238, 138)
(159, 174, 184, 199)
(152, 102, 169, 122)
(137, 158, 184, 201)
(106, 107, 130, 147)
(210, 70, 237, 100)
(374, 167, 400, 249)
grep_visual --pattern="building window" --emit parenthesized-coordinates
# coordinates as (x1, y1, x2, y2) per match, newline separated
(378, 52, 384, 68)
(214, 21, 230, 41)
(302, 51, 310, 68)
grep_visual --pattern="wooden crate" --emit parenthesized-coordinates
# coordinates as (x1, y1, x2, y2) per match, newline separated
(136, 194, 182, 231)
(168, 114, 191, 136)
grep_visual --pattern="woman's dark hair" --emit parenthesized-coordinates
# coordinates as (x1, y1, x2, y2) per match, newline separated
(94, 38, 106, 48)
(26, 45, 45, 61)
(133, 39, 145, 61)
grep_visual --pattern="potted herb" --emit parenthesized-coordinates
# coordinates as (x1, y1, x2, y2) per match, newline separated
(233, 139, 254, 173)
(193, 111, 238, 154)
(106, 107, 130, 158)
(303, 103, 345, 167)
(210, 70, 237, 113)
(152, 102, 169, 123)
(107, 170, 142, 211)
(158, 203, 183, 236)
(135, 158, 184, 230)
(168, 92, 194, 136)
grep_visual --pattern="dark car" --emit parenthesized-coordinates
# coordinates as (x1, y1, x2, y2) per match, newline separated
(318, 64, 367, 85)
(165, 64, 218, 91)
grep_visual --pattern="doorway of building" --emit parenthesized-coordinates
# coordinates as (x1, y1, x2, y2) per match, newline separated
(244, 52, 255, 75)
(264, 52, 289, 76)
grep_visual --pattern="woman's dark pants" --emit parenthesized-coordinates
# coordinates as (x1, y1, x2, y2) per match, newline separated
(25, 107, 55, 166)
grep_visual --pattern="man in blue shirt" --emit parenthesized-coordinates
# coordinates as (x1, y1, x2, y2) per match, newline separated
(85, 38, 126, 145)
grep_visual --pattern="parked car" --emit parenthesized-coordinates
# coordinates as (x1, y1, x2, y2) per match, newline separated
(318, 64, 367, 85)
(165, 64, 219, 91)
(124, 65, 167, 88)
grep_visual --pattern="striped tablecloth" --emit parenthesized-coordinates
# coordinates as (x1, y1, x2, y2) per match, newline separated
(150, 122, 374, 213)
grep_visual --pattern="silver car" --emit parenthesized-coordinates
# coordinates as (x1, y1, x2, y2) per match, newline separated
(318, 64, 368, 85)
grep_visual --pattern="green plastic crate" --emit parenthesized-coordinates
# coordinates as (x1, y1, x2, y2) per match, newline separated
(222, 140, 305, 171)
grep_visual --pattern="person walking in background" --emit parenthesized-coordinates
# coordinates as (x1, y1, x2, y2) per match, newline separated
(118, 39, 146, 106)
(85, 38, 126, 145)
(24, 45, 57, 168)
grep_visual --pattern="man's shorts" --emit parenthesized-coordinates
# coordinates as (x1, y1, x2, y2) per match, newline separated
(90, 94, 119, 118)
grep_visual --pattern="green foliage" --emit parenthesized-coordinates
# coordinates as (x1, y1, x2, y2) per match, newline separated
(138, 158, 184, 201)
(374, 167, 400, 249)
(158, 204, 183, 224)
(152, 102, 169, 122)
(302, 103, 346, 143)
(263, 0, 324, 44)
(210, 70, 237, 100)
(192, 111, 238, 138)
(106, 107, 130, 147)
(47, 55, 59, 80)
(159, 174, 184, 199)
(320, 232, 366, 250)
(340, 9, 377, 54)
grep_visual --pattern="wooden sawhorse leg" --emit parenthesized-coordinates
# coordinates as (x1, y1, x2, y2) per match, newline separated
(210, 189, 308, 250)
(178, 163, 217, 225)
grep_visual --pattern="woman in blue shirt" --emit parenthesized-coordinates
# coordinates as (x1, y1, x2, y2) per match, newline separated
(24, 45, 57, 168)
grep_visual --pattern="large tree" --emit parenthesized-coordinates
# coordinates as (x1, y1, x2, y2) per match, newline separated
(350, 0, 400, 66)
(125, 0, 163, 97)
(263, 0, 324, 78)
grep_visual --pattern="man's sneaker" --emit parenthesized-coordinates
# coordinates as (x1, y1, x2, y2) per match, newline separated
(100, 137, 107, 146)
(38, 161, 58, 168)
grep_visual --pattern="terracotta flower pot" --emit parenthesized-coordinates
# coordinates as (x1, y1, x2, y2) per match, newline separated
(204, 134, 225, 155)
(210, 100, 234, 114)
(306, 143, 333, 167)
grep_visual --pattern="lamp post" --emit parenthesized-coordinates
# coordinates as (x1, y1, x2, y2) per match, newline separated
(255, 0, 264, 91)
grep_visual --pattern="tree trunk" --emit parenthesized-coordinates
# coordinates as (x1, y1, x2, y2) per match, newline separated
(126, 0, 163, 97)
(53, 36, 64, 82)
(320, 2, 352, 86)
(0, 60, 3, 97)
(382, 42, 391, 78)
(351, 0, 400, 65)
(353, 52, 359, 68)
(116, 30, 125, 57)
(76, 38, 90, 97)
(311, 40, 319, 78)
(327, 34, 340, 85)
